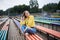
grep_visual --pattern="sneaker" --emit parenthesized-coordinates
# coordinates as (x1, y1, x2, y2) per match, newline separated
(25, 33, 29, 35)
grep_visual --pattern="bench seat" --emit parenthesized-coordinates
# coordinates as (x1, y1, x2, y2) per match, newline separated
(13, 19, 43, 40)
(35, 26, 60, 39)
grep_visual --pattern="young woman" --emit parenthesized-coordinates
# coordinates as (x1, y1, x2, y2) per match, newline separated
(20, 10, 36, 35)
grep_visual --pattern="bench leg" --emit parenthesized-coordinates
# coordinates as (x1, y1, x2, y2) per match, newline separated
(46, 33, 58, 40)
(53, 37, 58, 40)
(46, 33, 49, 40)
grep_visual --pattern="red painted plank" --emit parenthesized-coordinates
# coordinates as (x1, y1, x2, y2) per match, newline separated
(29, 34, 35, 40)
(31, 34, 39, 40)
(35, 25, 60, 39)
(34, 34, 43, 40)
(25, 34, 32, 40)
(25, 34, 43, 40)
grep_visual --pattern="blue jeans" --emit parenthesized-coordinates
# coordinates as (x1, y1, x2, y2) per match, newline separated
(21, 25, 36, 34)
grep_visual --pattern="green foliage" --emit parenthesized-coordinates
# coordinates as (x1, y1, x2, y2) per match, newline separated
(5, 4, 30, 16)
(0, 10, 4, 16)
(57, 1, 60, 10)
(7, 4, 30, 13)
(30, 0, 39, 13)
(43, 1, 60, 12)
(43, 3, 57, 12)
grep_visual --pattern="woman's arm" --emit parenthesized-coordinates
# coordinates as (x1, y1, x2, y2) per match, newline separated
(20, 17, 25, 26)
(27, 16, 35, 27)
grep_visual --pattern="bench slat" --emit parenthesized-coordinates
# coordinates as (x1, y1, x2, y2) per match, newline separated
(25, 34, 32, 40)
(1, 30, 5, 40)
(0, 30, 3, 40)
(35, 26, 60, 39)
(4, 30, 7, 40)
(0, 30, 7, 40)
(0, 18, 8, 25)
(34, 34, 43, 40)
(31, 34, 39, 40)
(29, 34, 35, 40)
(2, 20, 9, 30)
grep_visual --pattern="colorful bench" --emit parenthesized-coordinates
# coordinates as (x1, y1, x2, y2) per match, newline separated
(35, 17, 60, 30)
(0, 18, 8, 30)
(14, 18, 60, 39)
(25, 34, 43, 40)
(13, 19, 43, 40)
(0, 20, 10, 40)
(35, 26, 60, 40)
(15, 18, 60, 31)
(0, 30, 7, 40)
(2, 20, 9, 30)
(35, 17, 60, 21)
(0, 18, 8, 25)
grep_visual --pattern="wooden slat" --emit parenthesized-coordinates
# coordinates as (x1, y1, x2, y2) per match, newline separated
(25, 34, 43, 40)
(35, 26, 60, 39)
(4, 30, 7, 40)
(0, 18, 8, 25)
(29, 34, 35, 40)
(2, 20, 9, 30)
(0, 30, 7, 40)
(34, 34, 43, 40)
(31, 34, 39, 40)
(25, 34, 32, 40)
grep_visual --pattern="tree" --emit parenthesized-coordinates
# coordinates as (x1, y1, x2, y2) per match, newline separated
(0, 10, 4, 16)
(57, 1, 60, 10)
(43, 3, 57, 12)
(5, 5, 30, 16)
(29, 0, 39, 13)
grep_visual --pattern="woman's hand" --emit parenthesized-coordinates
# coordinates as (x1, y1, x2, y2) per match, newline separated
(21, 17, 24, 21)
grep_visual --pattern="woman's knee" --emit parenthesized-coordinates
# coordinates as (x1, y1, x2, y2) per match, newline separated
(31, 28, 36, 33)
(27, 28, 36, 34)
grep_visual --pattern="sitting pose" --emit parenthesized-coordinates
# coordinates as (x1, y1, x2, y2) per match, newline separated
(20, 10, 36, 35)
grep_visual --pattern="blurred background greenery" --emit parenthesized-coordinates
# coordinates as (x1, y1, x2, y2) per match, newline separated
(0, 0, 60, 17)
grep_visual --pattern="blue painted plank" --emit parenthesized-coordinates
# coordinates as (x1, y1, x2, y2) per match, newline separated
(4, 30, 7, 40)
(0, 30, 7, 40)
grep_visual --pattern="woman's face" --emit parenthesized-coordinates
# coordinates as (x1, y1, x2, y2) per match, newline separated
(24, 11, 30, 17)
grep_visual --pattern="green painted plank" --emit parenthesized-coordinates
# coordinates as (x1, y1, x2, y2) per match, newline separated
(35, 19, 60, 24)
(35, 20, 53, 24)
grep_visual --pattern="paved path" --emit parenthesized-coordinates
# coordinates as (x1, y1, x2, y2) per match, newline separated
(8, 19, 23, 40)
